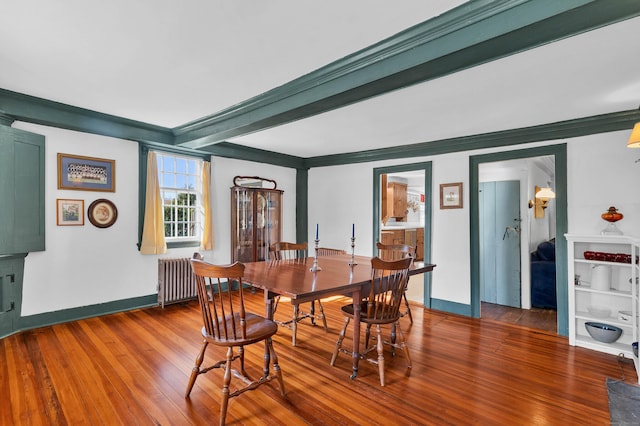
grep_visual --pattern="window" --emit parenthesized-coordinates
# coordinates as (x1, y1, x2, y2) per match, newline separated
(157, 153, 203, 241)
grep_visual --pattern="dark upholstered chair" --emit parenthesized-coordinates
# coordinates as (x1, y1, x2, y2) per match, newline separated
(530, 239, 557, 309)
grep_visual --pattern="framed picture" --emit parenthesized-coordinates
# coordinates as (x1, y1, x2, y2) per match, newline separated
(56, 199, 84, 226)
(440, 182, 463, 209)
(57, 153, 115, 192)
(88, 199, 118, 228)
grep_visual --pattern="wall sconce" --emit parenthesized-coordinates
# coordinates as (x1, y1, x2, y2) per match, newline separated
(628, 122, 640, 148)
(528, 186, 556, 219)
(628, 105, 640, 148)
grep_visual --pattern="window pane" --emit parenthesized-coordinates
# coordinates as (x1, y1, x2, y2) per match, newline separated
(162, 173, 176, 188)
(176, 158, 187, 174)
(187, 175, 196, 190)
(162, 156, 175, 172)
(176, 174, 187, 189)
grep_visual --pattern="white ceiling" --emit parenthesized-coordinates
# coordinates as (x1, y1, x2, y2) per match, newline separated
(1, 1, 639, 158)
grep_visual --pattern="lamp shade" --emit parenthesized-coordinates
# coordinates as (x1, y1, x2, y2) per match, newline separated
(628, 122, 640, 148)
(535, 187, 556, 199)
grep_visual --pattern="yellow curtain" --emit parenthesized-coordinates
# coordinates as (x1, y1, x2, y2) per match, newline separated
(140, 151, 167, 254)
(200, 160, 214, 250)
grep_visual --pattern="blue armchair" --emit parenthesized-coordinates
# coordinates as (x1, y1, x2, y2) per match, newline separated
(530, 240, 557, 309)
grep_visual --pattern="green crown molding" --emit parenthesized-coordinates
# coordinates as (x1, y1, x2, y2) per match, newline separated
(0, 111, 15, 126)
(198, 142, 306, 169)
(173, 0, 640, 149)
(0, 88, 173, 145)
(305, 110, 639, 168)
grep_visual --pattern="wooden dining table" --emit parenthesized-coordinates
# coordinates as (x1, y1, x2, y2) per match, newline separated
(242, 253, 435, 380)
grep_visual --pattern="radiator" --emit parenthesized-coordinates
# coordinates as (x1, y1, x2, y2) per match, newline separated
(158, 258, 197, 307)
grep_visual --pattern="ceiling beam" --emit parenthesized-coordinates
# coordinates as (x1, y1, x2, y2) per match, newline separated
(0, 88, 173, 145)
(173, 0, 640, 149)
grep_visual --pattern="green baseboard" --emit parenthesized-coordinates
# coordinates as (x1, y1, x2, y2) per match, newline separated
(430, 298, 473, 317)
(13, 294, 158, 336)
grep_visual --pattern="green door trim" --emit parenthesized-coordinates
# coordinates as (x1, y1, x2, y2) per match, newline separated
(469, 144, 568, 335)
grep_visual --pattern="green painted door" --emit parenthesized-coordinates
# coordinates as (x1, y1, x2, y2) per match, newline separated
(480, 181, 521, 308)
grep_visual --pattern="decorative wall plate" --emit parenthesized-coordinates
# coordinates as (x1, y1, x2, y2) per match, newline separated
(88, 198, 118, 228)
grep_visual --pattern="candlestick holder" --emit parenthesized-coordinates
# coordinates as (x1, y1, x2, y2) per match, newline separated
(348, 237, 357, 266)
(310, 238, 322, 272)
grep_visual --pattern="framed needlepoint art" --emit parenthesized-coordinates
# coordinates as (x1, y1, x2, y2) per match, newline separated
(88, 199, 118, 228)
(56, 199, 84, 226)
(440, 182, 463, 209)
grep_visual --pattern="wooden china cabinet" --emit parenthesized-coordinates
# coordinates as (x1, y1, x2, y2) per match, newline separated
(230, 176, 283, 263)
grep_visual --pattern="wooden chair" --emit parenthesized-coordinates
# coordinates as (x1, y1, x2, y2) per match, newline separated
(330, 256, 413, 386)
(376, 242, 416, 324)
(268, 242, 329, 346)
(186, 254, 285, 426)
(316, 247, 347, 256)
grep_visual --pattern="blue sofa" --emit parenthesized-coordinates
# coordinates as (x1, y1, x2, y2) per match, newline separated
(530, 239, 557, 309)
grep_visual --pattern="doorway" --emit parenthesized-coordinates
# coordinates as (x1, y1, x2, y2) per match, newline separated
(373, 161, 432, 308)
(470, 145, 568, 336)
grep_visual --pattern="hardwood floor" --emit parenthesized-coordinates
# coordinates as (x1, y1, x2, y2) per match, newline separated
(1, 292, 635, 425)
(481, 302, 558, 333)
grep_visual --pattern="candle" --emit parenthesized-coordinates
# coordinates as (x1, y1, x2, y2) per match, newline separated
(352, 223, 355, 238)
(315, 223, 319, 240)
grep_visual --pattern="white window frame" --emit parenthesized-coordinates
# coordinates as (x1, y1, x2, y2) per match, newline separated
(156, 152, 204, 243)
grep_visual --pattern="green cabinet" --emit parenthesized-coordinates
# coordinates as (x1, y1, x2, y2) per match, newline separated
(0, 125, 45, 254)
(0, 124, 45, 337)
(0, 255, 26, 338)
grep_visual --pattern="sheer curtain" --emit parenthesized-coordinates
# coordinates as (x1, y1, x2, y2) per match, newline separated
(140, 151, 167, 254)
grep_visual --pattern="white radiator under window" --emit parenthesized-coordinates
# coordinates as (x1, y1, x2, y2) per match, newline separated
(158, 258, 197, 307)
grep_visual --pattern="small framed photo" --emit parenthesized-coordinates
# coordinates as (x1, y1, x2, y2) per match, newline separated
(57, 153, 115, 192)
(57, 199, 84, 226)
(440, 182, 463, 209)
(88, 198, 118, 228)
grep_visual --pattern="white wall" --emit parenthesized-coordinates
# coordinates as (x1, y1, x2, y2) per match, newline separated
(13, 121, 640, 317)
(14, 122, 297, 316)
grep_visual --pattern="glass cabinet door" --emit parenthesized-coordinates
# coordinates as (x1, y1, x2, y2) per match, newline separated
(232, 188, 254, 262)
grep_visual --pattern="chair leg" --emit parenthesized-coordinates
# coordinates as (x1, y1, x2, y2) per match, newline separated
(316, 300, 329, 331)
(267, 337, 286, 396)
(309, 300, 317, 325)
(291, 305, 299, 346)
(365, 324, 372, 350)
(185, 340, 208, 397)
(219, 346, 234, 426)
(238, 345, 247, 377)
(330, 316, 350, 366)
(376, 324, 385, 386)
(396, 321, 412, 369)
(402, 292, 413, 324)
(390, 323, 396, 356)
